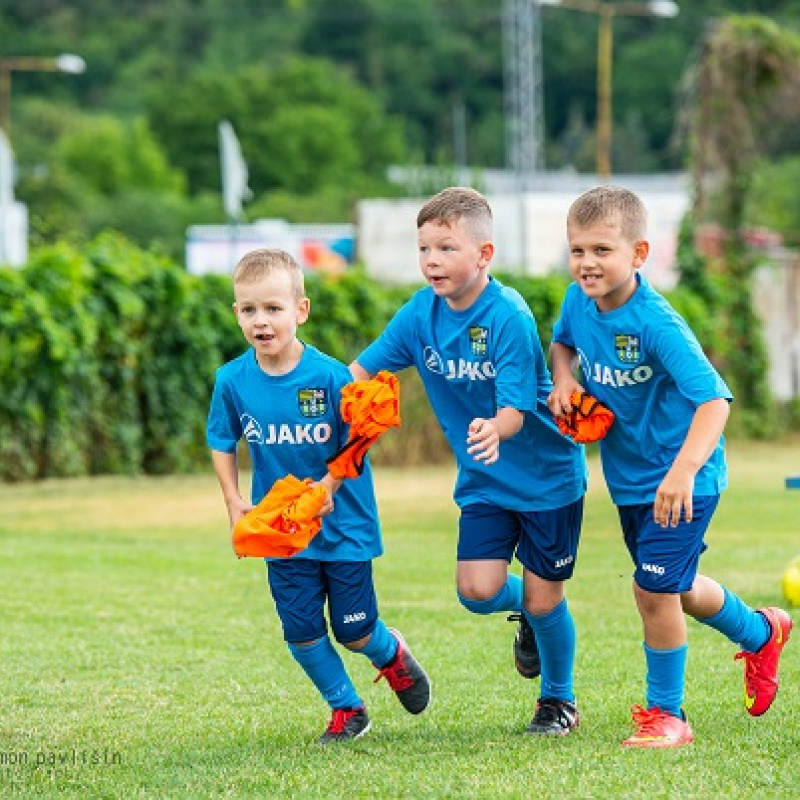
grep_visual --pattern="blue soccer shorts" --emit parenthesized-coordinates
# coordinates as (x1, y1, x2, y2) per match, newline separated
(618, 495, 720, 593)
(266, 558, 379, 644)
(457, 498, 584, 581)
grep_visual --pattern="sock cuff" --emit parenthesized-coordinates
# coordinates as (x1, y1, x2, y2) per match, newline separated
(643, 642, 688, 657)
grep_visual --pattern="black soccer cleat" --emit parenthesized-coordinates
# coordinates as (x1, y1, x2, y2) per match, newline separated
(373, 628, 432, 714)
(525, 698, 580, 736)
(508, 612, 541, 679)
(318, 706, 371, 744)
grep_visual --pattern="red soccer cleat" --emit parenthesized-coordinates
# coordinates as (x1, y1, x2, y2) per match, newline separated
(318, 706, 371, 744)
(735, 606, 793, 717)
(622, 705, 693, 748)
(373, 629, 432, 715)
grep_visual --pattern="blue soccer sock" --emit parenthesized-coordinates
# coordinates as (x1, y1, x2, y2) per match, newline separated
(524, 599, 575, 702)
(695, 585, 770, 652)
(355, 619, 398, 669)
(288, 637, 363, 710)
(457, 573, 523, 615)
(644, 642, 687, 718)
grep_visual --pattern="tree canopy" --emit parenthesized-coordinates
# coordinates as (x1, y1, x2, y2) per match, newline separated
(2, 0, 800, 258)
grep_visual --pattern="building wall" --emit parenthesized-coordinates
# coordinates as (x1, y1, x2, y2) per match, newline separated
(356, 175, 690, 289)
(754, 252, 800, 402)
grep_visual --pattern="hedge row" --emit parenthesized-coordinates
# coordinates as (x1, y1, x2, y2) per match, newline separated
(4, 233, 724, 482)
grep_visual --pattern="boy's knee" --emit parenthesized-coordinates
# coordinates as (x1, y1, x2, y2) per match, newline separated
(458, 589, 506, 615)
(456, 574, 505, 602)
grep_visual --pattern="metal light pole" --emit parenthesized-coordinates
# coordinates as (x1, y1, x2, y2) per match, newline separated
(0, 53, 86, 137)
(539, 1, 679, 179)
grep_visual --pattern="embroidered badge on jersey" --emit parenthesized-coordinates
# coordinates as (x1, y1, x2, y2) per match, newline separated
(469, 326, 488, 356)
(297, 388, 328, 418)
(615, 333, 641, 364)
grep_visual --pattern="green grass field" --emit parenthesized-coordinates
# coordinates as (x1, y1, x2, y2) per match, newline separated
(1, 439, 799, 798)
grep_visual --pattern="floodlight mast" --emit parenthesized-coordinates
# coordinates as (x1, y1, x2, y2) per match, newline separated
(538, 0, 679, 178)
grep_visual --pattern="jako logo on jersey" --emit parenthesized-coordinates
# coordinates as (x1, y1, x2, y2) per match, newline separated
(469, 325, 488, 356)
(642, 562, 665, 575)
(424, 346, 445, 374)
(262, 423, 332, 445)
(554, 555, 574, 569)
(423, 346, 495, 381)
(297, 388, 327, 418)
(241, 414, 263, 444)
(577, 348, 653, 388)
(343, 612, 366, 624)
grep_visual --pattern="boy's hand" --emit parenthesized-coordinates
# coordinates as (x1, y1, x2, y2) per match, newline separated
(311, 481, 335, 517)
(467, 417, 500, 465)
(654, 466, 695, 528)
(226, 495, 254, 530)
(548, 379, 584, 417)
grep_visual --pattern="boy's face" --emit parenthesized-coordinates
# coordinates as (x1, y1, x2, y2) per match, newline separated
(233, 270, 309, 366)
(567, 218, 649, 312)
(417, 218, 493, 311)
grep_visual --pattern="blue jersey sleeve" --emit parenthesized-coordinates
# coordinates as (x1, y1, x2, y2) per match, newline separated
(551, 285, 578, 349)
(357, 299, 417, 375)
(493, 310, 541, 413)
(206, 370, 241, 453)
(650, 314, 732, 407)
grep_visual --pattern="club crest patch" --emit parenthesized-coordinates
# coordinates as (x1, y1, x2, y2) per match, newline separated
(469, 326, 488, 357)
(297, 388, 327, 418)
(615, 333, 641, 364)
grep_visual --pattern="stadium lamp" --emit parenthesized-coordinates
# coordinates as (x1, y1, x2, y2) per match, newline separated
(539, 0, 679, 178)
(0, 53, 86, 137)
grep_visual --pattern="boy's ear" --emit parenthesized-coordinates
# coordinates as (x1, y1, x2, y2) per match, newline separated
(633, 240, 649, 266)
(296, 297, 311, 324)
(479, 241, 494, 267)
(232, 301, 238, 315)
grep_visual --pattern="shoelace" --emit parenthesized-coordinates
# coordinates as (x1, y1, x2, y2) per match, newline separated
(629, 705, 667, 736)
(734, 650, 759, 680)
(374, 656, 413, 691)
(325, 708, 356, 734)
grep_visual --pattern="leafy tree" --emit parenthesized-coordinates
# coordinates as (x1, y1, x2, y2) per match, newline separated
(748, 156, 800, 246)
(146, 55, 406, 201)
(678, 14, 800, 428)
(57, 115, 185, 196)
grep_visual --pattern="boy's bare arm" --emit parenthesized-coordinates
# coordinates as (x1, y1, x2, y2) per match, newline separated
(654, 397, 730, 528)
(211, 449, 252, 528)
(349, 361, 372, 381)
(548, 342, 583, 416)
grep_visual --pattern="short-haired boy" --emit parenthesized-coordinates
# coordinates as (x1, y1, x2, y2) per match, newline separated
(207, 248, 431, 744)
(549, 184, 792, 747)
(351, 187, 587, 736)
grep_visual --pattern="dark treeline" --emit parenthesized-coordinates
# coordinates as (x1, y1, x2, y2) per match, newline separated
(2, 1, 800, 259)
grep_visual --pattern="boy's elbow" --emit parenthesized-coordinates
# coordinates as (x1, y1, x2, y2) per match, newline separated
(701, 397, 731, 428)
(710, 396, 731, 415)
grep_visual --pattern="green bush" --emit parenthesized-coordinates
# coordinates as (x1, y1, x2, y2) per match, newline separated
(0, 237, 755, 481)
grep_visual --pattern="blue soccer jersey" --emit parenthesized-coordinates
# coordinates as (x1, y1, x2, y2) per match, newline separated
(356, 277, 586, 511)
(552, 274, 733, 506)
(206, 344, 382, 561)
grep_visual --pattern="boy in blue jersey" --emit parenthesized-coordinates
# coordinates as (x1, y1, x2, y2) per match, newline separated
(350, 187, 587, 736)
(549, 185, 792, 748)
(207, 248, 431, 744)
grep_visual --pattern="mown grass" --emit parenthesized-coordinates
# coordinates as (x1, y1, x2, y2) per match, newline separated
(1, 439, 798, 798)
